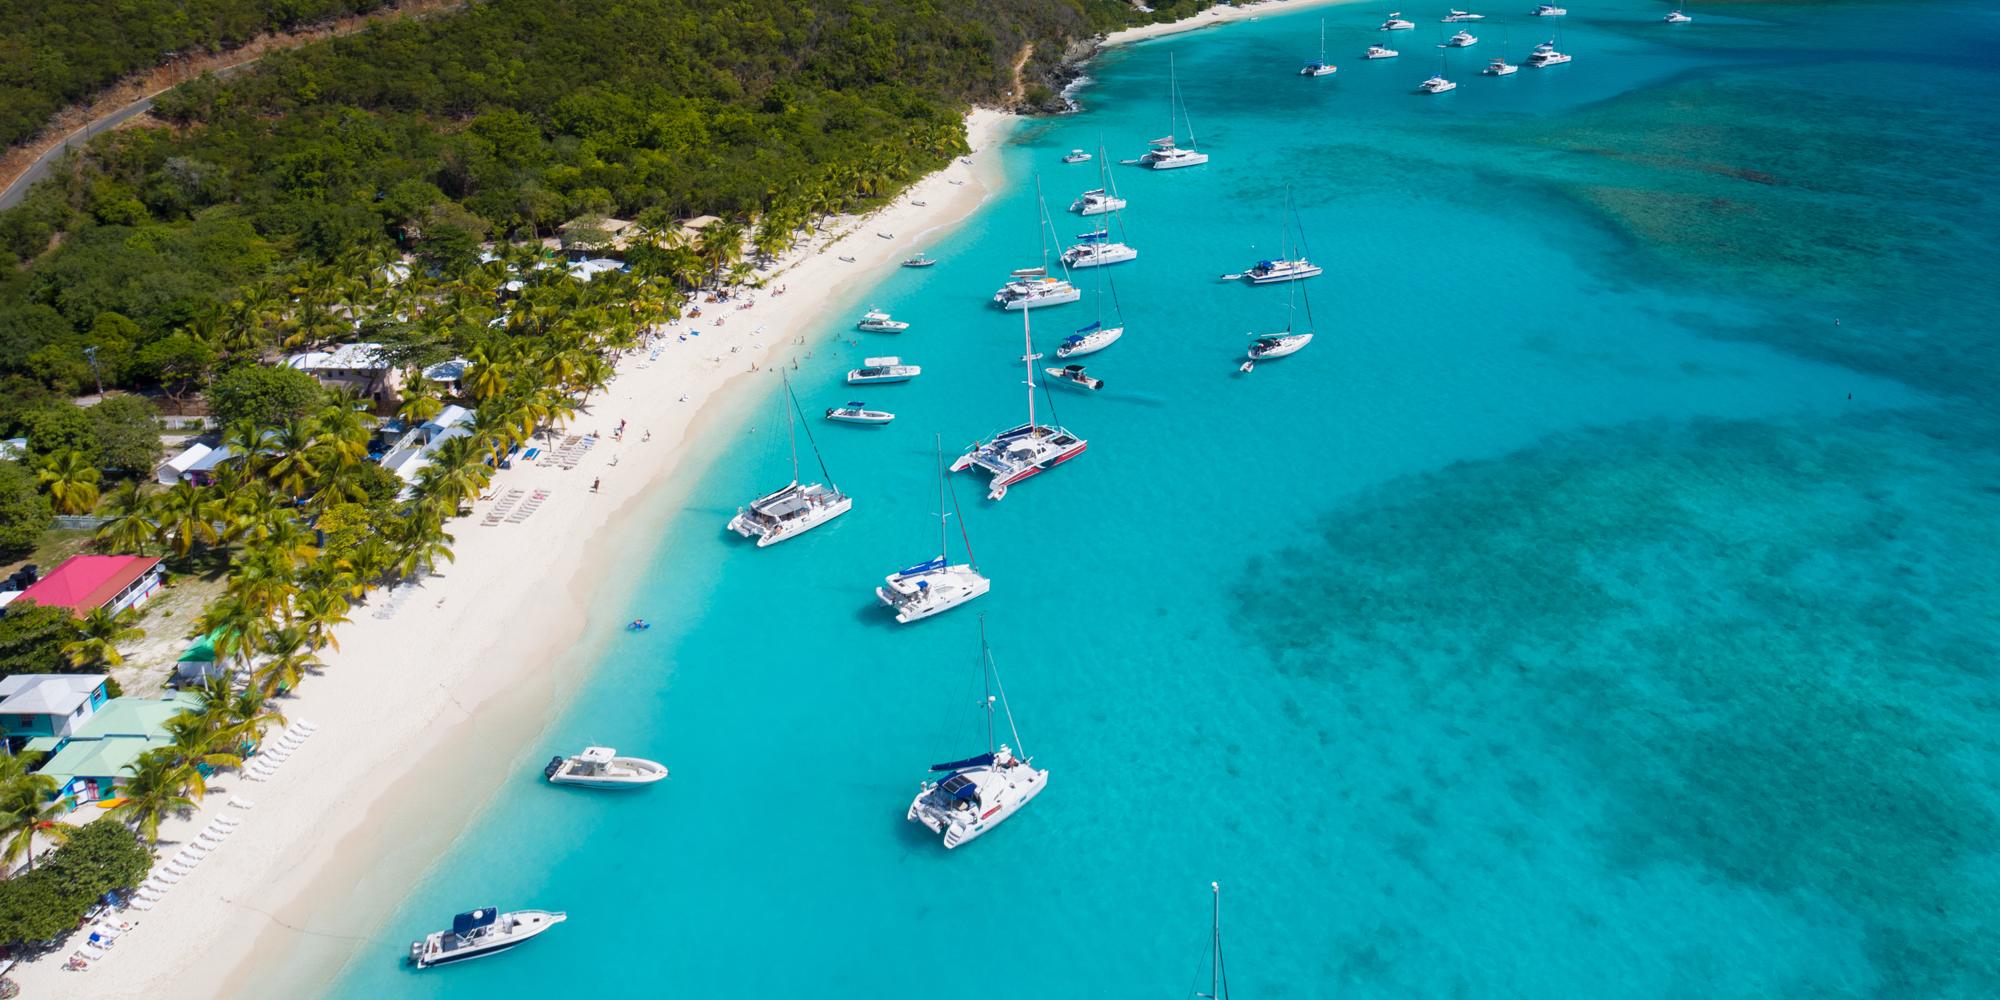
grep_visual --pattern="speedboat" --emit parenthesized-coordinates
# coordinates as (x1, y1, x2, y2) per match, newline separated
(856, 308, 909, 333)
(1248, 332, 1315, 360)
(1445, 29, 1478, 46)
(846, 357, 921, 384)
(1532, 3, 1566, 14)
(1061, 232, 1138, 269)
(901, 254, 937, 268)
(825, 402, 895, 425)
(1222, 258, 1323, 284)
(906, 625, 1046, 849)
(1442, 9, 1485, 20)
(1135, 136, 1209, 170)
(1526, 40, 1571, 66)
(993, 275, 1082, 310)
(729, 376, 852, 547)
(1419, 73, 1458, 93)
(1381, 11, 1416, 29)
(1664, 10, 1692, 23)
(1062, 148, 1092, 163)
(1069, 188, 1129, 215)
(543, 747, 667, 789)
(1054, 322, 1123, 358)
(1483, 56, 1518, 75)
(1366, 44, 1401, 59)
(409, 908, 565, 969)
(1044, 364, 1104, 391)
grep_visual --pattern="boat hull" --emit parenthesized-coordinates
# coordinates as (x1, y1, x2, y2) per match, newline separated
(877, 568, 992, 624)
(995, 288, 1082, 310)
(728, 493, 853, 547)
(907, 768, 1049, 849)
(1245, 267, 1323, 285)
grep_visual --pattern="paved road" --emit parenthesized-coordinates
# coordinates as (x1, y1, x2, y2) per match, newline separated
(0, 94, 162, 211)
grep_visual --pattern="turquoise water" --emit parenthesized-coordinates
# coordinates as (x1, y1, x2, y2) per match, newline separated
(323, 1, 2000, 996)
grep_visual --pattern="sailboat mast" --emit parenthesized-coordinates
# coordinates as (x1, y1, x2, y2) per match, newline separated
(1023, 305, 1039, 432)
(1211, 881, 1227, 1000)
(980, 617, 996, 754)
(784, 372, 799, 485)
(934, 434, 948, 558)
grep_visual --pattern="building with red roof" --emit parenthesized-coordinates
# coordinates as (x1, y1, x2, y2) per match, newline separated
(13, 555, 164, 619)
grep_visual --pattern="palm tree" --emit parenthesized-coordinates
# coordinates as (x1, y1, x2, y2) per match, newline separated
(62, 607, 145, 668)
(36, 448, 101, 515)
(219, 419, 273, 476)
(293, 587, 353, 652)
(264, 417, 323, 498)
(195, 594, 268, 677)
(111, 749, 198, 845)
(153, 482, 223, 557)
(398, 387, 444, 426)
(159, 714, 243, 796)
(0, 753, 67, 871)
(94, 481, 156, 554)
(255, 624, 320, 697)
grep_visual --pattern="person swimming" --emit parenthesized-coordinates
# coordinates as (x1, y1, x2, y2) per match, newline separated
(628, 619, 650, 631)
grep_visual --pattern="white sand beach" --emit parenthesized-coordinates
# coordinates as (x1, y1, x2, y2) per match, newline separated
(1101, 0, 1365, 49)
(13, 108, 1015, 1000)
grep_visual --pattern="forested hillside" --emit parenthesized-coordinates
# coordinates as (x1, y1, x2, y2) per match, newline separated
(0, 0, 393, 148)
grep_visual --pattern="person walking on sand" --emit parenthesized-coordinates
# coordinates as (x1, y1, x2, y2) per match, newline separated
(592, 478, 601, 493)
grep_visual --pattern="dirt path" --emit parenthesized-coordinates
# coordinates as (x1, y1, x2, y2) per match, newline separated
(0, 0, 472, 210)
(1004, 42, 1035, 105)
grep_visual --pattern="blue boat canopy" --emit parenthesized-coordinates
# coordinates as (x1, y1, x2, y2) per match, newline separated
(1256, 259, 1276, 269)
(452, 908, 497, 935)
(898, 555, 948, 577)
(1075, 230, 1109, 242)
(940, 773, 981, 802)
(930, 752, 995, 774)
(1074, 321, 1101, 335)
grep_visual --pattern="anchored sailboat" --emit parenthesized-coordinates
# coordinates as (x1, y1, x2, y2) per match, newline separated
(994, 178, 1082, 310)
(1245, 196, 1318, 364)
(1192, 882, 1230, 1000)
(1061, 152, 1137, 268)
(877, 437, 990, 624)
(905, 619, 1047, 849)
(1057, 265, 1125, 359)
(727, 373, 852, 546)
(1069, 142, 1129, 215)
(1300, 18, 1337, 76)
(1128, 54, 1209, 169)
(952, 303, 1087, 501)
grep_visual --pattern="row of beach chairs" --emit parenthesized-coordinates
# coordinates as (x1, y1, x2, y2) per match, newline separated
(483, 488, 527, 525)
(241, 721, 316, 782)
(508, 489, 551, 523)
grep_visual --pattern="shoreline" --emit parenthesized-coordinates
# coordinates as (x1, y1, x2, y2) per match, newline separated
(13, 107, 1016, 1000)
(1099, 0, 1364, 49)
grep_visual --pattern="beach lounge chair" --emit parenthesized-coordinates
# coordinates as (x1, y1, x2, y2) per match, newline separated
(213, 813, 241, 827)
(229, 796, 255, 809)
(128, 899, 154, 911)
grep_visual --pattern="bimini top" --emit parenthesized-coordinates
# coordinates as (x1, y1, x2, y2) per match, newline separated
(939, 773, 982, 802)
(452, 908, 498, 936)
(930, 751, 996, 774)
(862, 357, 902, 367)
(580, 747, 617, 763)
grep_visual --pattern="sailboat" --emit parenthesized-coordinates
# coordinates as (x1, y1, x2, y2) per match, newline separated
(727, 374, 852, 546)
(1070, 143, 1128, 215)
(1419, 49, 1458, 93)
(1129, 54, 1210, 169)
(994, 179, 1082, 310)
(1056, 268, 1125, 359)
(951, 302, 1087, 501)
(1300, 19, 1337, 76)
(1191, 882, 1230, 1000)
(905, 619, 1047, 849)
(1060, 157, 1137, 269)
(1245, 196, 1317, 363)
(877, 437, 990, 624)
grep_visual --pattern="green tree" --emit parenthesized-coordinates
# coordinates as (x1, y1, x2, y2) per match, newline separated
(93, 480, 156, 554)
(87, 395, 164, 474)
(109, 749, 198, 845)
(0, 818, 148, 947)
(206, 364, 324, 428)
(0, 751, 66, 873)
(0, 461, 52, 557)
(35, 448, 102, 515)
(0, 603, 85, 680)
(61, 607, 146, 669)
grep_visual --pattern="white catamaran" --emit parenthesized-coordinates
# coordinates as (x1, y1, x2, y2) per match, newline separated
(994, 180, 1083, 311)
(952, 304, 1087, 501)
(727, 375, 852, 546)
(906, 621, 1047, 849)
(1300, 19, 1337, 76)
(1069, 143, 1128, 215)
(877, 437, 990, 624)
(1128, 54, 1209, 170)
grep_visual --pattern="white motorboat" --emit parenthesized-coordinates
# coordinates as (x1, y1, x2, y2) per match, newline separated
(1366, 43, 1401, 59)
(1484, 55, 1518, 75)
(1664, 10, 1693, 23)
(728, 375, 852, 547)
(825, 402, 895, 425)
(1223, 258, 1323, 284)
(856, 307, 909, 333)
(952, 308, 1086, 502)
(846, 357, 922, 384)
(1445, 29, 1478, 46)
(1532, 3, 1566, 14)
(1044, 364, 1103, 391)
(1300, 19, 1337, 76)
(1069, 188, 1128, 215)
(1061, 148, 1092, 163)
(877, 438, 989, 625)
(1131, 54, 1209, 169)
(1055, 322, 1123, 358)
(409, 908, 565, 969)
(1442, 9, 1485, 20)
(543, 747, 667, 789)
(1061, 230, 1138, 269)
(906, 622, 1046, 849)
(1420, 73, 1458, 93)
(1382, 11, 1417, 29)
(901, 253, 937, 268)
(1526, 39, 1571, 66)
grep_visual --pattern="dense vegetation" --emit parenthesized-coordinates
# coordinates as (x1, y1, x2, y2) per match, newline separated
(0, 0, 393, 149)
(0, 816, 148, 946)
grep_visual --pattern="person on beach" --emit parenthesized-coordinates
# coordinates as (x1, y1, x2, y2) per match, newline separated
(591, 478, 600, 493)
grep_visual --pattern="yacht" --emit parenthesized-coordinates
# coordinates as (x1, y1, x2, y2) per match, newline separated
(1223, 258, 1323, 284)
(901, 253, 937, 268)
(1061, 148, 1092, 163)
(543, 747, 667, 789)
(1381, 11, 1416, 29)
(876, 438, 989, 625)
(1130, 54, 1209, 169)
(1664, 10, 1693, 23)
(1060, 230, 1138, 269)
(1442, 8, 1485, 20)
(1532, 3, 1566, 14)
(1445, 29, 1478, 46)
(845, 357, 921, 384)
(1366, 43, 1401, 59)
(906, 622, 1047, 849)
(728, 375, 852, 547)
(825, 402, 895, 425)
(1069, 188, 1128, 215)
(996, 181, 1083, 310)
(1484, 55, 1518, 75)
(1526, 39, 1571, 66)
(952, 309, 1086, 501)
(1055, 321, 1123, 358)
(1420, 73, 1458, 93)
(409, 908, 565, 969)
(856, 307, 908, 333)
(1044, 364, 1103, 391)
(1300, 19, 1337, 76)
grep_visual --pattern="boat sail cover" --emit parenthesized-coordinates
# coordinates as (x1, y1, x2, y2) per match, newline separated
(1075, 230, 1109, 242)
(1073, 321, 1101, 335)
(929, 751, 996, 773)
(896, 555, 948, 577)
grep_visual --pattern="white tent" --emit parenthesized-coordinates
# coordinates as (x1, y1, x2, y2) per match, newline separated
(156, 443, 213, 485)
